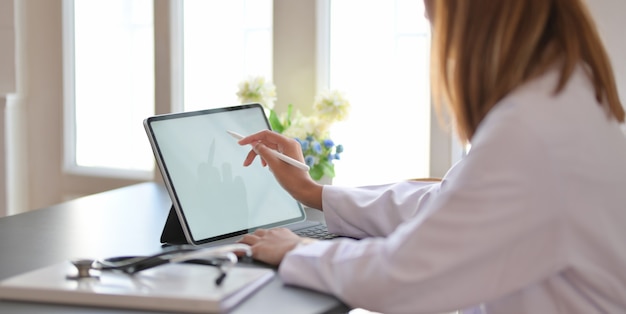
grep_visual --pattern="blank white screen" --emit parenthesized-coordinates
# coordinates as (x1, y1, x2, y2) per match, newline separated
(148, 106, 304, 242)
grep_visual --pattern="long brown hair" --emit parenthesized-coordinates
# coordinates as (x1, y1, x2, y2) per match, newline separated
(425, 0, 624, 143)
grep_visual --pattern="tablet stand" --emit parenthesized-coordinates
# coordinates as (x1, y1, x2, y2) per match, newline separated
(160, 205, 189, 245)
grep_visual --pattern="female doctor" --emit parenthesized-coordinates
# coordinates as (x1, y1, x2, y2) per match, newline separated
(237, 0, 626, 313)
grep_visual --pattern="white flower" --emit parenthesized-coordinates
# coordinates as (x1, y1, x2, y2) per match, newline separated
(236, 76, 277, 110)
(234, 77, 350, 180)
(313, 90, 350, 122)
(282, 114, 330, 139)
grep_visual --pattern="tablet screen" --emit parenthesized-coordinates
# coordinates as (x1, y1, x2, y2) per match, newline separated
(144, 104, 305, 244)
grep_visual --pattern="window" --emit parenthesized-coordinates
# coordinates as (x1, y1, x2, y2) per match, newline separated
(64, 0, 435, 186)
(328, 0, 431, 186)
(181, 0, 272, 111)
(65, 0, 155, 177)
(65, 0, 272, 177)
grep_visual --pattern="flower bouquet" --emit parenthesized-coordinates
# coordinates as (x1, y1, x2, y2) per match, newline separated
(237, 77, 350, 181)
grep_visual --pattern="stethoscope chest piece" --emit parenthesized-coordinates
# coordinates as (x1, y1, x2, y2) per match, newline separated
(66, 259, 99, 280)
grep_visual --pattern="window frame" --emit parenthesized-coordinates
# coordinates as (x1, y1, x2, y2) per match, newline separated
(317, 0, 459, 179)
(61, 0, 154, 181)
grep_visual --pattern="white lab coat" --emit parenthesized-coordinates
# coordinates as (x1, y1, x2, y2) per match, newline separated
(279, 66, 626, 314)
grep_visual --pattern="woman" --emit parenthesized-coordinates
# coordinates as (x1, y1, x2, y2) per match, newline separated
(237, 0, 626, 313)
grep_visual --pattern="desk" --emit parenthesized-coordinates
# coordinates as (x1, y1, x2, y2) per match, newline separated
(0, 182, 349, 314)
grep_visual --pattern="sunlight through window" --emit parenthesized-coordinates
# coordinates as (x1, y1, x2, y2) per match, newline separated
(71, 0, 155, 173)
(329, 0, 431, 186)
(182, 0, 272, 111)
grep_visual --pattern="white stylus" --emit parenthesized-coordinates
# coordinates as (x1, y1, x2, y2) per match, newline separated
(226, 130, 310, 171)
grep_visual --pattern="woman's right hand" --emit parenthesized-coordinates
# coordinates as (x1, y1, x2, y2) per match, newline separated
(237, 130, 324, 210)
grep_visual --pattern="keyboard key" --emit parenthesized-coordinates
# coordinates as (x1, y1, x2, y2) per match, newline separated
(295, 225, 339, 239)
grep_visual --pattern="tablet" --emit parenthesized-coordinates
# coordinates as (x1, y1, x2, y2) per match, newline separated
(143, 104, 306, 245)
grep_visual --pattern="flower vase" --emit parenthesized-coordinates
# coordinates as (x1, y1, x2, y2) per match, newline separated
(315, 176, 333, 185)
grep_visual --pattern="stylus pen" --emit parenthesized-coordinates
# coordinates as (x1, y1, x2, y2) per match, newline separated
(226, 130, 310, 171)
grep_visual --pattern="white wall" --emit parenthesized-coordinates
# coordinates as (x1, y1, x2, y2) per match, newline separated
(0, 0, 15, 94)
(587, 0, 626, 106)
(0, 97, 5, 217)
(0, 0, 16, 217)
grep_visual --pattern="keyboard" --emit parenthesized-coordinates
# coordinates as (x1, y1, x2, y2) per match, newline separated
(294, 224, 340, 240)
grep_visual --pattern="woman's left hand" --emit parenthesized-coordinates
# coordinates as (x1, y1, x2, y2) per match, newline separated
(238, 228, 303, 266)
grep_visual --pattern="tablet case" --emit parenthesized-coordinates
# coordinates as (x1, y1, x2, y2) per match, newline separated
(161, 205, 188, 245)
(0, 262, 274, 313)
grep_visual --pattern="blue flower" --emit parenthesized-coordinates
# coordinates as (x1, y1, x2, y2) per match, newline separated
(299, 138, 309, 151)
(323, 139, 334, 148)
(335, 144, 344, 154)
(287, 134, 343, 180)
(312, 141, 322, 154)
(304, 155, 316, 167)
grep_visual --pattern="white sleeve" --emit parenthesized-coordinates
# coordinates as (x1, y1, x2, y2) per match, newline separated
(279, 111, 568, 313)
(322, 181, 442, 238)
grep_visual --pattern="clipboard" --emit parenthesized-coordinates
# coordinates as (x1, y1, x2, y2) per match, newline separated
(0, 262, 274, 313)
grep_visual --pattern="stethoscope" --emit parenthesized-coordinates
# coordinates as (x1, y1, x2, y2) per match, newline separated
(66, 243, 252, 286)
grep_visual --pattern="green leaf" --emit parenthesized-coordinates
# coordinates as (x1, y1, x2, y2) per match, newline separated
(285, 104, 293, 128)
(268, 110, 284, 133)
(309, 164, 324, 181)
(321, 162, 335, 178)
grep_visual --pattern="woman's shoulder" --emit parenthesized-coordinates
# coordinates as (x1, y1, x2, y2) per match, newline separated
(468, 64, 626, 185)
(475, 65, 607, 143)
